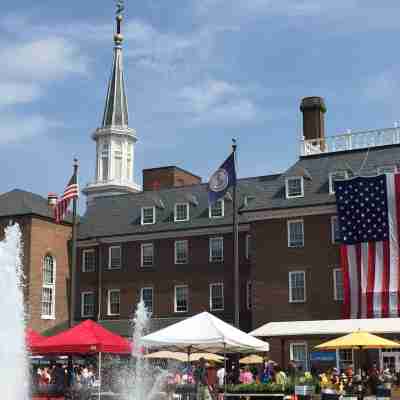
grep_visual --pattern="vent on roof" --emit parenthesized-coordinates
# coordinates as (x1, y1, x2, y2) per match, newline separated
(153, 198, 165, 209)
(186, 194, 199, 206)
(244, 195, 256, 207)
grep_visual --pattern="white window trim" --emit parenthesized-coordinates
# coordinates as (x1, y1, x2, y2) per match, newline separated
(329, 171, 348, 195)
(331, 215, 339, 244)
(209, 237, 224, 263)
(41, 255, 56, 320)
(336, 349, 354, 370)
(81, 291, 95, 317)
(174, 240, 188, 264)
(141, 206, 156, 225)
(289, 342, 308, 371)
(140, 243, 154, 268)
(333, 267, 344, 302)
(174, 202, 190, 222)
(378, 165, 398, 174)
(174, 285, 189, 313)
(287, 219, 304, 248)
(289, 270, 306, 303)
(209, 199, 225, 219)
(285, 176, 304, 199)
(107, 289, 121, 316)
(209, 283, 224, 311)
(108, 245, 122, 270)
(82, 249, 95, 273)
(245, 234, 251, 260)
(246, 280, 253, 310)
(140, 287, 154, 314)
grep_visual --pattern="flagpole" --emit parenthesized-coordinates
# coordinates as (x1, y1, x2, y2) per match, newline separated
(69, 158, 79, 328)
(232, 139, 240, 328)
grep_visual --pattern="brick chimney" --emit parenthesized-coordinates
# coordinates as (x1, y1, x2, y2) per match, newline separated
(300, 96, 326, 142)
(47, 193, 58, 208)
(143, 166, 201, 191)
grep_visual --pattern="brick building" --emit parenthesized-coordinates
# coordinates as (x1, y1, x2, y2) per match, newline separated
(0, 190, 72, 334)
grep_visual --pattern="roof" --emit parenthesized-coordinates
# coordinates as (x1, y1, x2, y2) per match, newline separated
(243, 145, 400, 212)
(250, 318, 400, 337)
(78, 176, 272, 240)
(0, 189, 57, 220)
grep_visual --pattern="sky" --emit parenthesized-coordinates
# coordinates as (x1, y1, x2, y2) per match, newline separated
(1, 0, 400, 209)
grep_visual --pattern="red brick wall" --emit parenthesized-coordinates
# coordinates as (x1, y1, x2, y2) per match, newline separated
(143, 167, 201, 191)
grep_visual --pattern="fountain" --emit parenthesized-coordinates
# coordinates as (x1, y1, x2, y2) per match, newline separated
(117, 300, 168, 400)
(0, 223, 28, 399)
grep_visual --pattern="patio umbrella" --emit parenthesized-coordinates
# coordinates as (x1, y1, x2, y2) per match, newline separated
(239, 354, 264, 364)
(144, 350, 224, 362)
(315, 331, 400, 350)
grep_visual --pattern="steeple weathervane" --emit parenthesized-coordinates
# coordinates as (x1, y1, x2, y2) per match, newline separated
(114, 0, 125, 46)
(116, 0, 125, 16)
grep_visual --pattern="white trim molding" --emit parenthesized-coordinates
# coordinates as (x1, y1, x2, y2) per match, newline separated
(285, 176, 304, 199)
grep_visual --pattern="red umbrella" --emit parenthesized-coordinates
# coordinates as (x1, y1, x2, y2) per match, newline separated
(26, 328, 45, 348)
(31, 319, 131, 355)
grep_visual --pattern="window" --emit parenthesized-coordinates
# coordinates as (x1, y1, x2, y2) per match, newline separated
(209, 237, 224, 262)
(289, 271, 306, 303)
(107, 289, 120, 315)
(333, 268, 344, 301)
(338, 349, 353, 370)
(126, 143, 133, 181)
(331, 216, 341, 244)
(175, 203, 189, 222)
(287, 220, 304, 248)
(210, 283, 224, 311)
(175, 240, 188, 264)
(290, 342, 308, 371)
(246, 234, 251, 259)
(81, 291, 95, 317)
(101, 143, 109, 181)
(246, 281, 253, 310)
(174, 285, 188, 313)
(209, 199, 224, 219)
(108, 246, 121, 269)
(378, 165, 397, 174)
(114, 141, 123, 181)
(141, 287, 153, 314)
(329, 171, 348, 194)
(82, 249, 95, 272)
(41, 255, 56, 319)
(141, 207, 155, 225)
(285, 177, 304, 199)
(141, 243, 154, 267)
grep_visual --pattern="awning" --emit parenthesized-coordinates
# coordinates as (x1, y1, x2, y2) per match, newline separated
(250, 318, 400, 337)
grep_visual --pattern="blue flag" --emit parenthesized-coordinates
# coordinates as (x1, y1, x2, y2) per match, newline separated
(208, 152, 237, 205)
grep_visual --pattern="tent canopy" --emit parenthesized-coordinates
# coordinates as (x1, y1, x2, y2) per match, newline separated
(31, 319, 132, 355)
(141, 312, 269, 353)
(144, 351, 224, 362)
(26, 328, 45, 348)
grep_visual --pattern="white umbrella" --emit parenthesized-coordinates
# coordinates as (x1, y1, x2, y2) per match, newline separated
(144, 350, 224, 362)
(141, 311, 269, 353)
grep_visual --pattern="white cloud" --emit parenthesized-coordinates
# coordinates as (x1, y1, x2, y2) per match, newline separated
(178, 80, 259, 124)
(0, 114, 56, 144)
(0, 82, 41, 107)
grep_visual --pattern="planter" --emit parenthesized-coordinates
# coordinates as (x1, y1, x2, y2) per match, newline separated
(295, 386, 315, 396)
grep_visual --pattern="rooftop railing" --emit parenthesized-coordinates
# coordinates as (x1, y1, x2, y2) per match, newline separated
(300, 127, 400, 156)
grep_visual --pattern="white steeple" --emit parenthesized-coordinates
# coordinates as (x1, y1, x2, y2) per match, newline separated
(83, 5, 141, 203)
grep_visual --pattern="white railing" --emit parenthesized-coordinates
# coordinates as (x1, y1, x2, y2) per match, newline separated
(300, 127, 400, 156)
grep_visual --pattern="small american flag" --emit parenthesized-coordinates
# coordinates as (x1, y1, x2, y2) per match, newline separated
(55, 172, 79, 223)
(335, 174, 400, 319)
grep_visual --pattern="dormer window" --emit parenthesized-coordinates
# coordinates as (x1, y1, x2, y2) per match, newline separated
(329, 171, 348, 194)
(141, 206, 155, 225)
(285, 177, 304, 199)
(209, 199, 224, 219)
(175, 203, 189, 222)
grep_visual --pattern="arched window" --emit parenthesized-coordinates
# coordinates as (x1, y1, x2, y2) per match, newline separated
(41, 255, 56, 319)
(101, 143, 109, 182)
(114, 141, 123, 181)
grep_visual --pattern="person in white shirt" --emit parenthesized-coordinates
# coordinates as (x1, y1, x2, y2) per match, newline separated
(217, 367, 225, 387)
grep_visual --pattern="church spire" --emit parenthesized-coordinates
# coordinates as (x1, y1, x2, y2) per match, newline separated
(102, 10, 129, 128)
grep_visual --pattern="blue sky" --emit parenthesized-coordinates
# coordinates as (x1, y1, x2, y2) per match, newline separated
(1, 1, 400, 207)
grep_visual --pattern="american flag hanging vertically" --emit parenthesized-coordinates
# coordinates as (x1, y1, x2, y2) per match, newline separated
(54, 172, 79, 223)
(335, 174, 400, 319)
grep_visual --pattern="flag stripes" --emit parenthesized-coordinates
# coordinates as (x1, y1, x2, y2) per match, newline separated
(54, 174, 79, 223)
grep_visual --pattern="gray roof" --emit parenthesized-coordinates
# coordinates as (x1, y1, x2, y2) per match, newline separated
(244, 145, 400, 212)
(78, 145, 400, 239)
(102, 38, 129, 128)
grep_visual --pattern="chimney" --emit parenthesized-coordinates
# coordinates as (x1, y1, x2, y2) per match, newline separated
(48, 193, 58, 208)
(300, 96, 326, 142)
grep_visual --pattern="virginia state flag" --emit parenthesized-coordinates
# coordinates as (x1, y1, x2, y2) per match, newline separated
(208, 152, 237, 205)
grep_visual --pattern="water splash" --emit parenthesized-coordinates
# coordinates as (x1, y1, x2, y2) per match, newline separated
(0, 224, 28, 399)
(119, 300, 168, 400)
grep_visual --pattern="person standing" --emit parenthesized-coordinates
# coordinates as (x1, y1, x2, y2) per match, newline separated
(194, 358, 211, 400)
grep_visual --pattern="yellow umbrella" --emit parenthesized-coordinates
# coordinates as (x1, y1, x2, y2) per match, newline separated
(239, 354, 264, 364)
(144, 350, 224, 362)
(315, 331, 400, 350)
